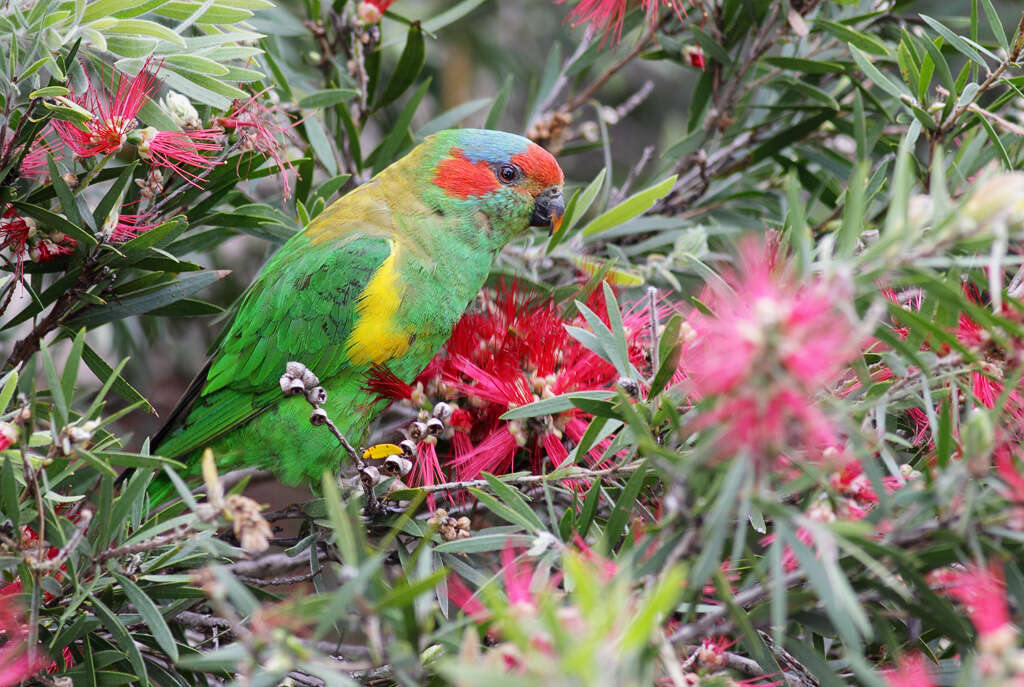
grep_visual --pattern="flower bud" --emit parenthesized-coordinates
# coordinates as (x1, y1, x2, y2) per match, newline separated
(161, 91, 201, 129)
(965, 171, 1024, 228)
(356, 1, 382, 24)
(962, 408, 995, 469)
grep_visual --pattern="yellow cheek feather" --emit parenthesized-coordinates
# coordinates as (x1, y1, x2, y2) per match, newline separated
(346, 246, 412, 365)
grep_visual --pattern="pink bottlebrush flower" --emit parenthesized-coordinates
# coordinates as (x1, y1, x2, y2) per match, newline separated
(52, 57, 159, 158)
(19, 135, 62, 178)
(561, 0, 689, 46)
(216, 91, 301, 199)
(680, 240, 859, 464)
(105, 211, 158, 243)
(570, 533, 617, 581)
(995, 443, 1024, 502)
(883, 653, 937, 687)
(133, 127, 222, 187)
(409, 440, 446, 511)
(944, 563, 1016, 651)
(0, 596, 47, 687)
(447, 574, 489, 621)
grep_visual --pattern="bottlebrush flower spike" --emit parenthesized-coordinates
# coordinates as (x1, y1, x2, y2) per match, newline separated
(365, 282, 661, 496)
(680, 239, 860, 465)
(18, 135, 62, 178)
(132, 126, 222, 186)
(944, 562, 1016, 652)
(52, 57, 159, 158)
(883, 654, 937, 687)
(0, 595, 47, 687)
(215, 91, 301, 199)
(561, 0, 689, 47)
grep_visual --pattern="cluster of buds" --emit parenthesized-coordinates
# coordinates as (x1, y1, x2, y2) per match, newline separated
(426, 508, 471, 541)
(196, 449, 273, 553)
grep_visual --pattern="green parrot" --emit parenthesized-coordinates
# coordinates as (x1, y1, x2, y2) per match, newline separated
(152, 128, 565, 488)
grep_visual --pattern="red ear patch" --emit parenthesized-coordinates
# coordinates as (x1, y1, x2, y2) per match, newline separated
(432, 148, 501, 199)
(511, 144, 564, 189)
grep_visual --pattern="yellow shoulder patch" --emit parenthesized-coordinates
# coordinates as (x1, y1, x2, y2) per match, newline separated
(346, 245, 412, 365)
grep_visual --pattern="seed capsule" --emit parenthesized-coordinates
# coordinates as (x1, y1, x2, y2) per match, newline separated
(432, 402, 453, 421)
(310, 407, 328, 426)
(306, 386, 327, 405)
(399, 439, 417, 458)
(425, 417, 445, 436)
(409, 421, 428, 441)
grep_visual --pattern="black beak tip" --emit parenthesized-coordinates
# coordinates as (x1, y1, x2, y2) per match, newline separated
(530, 188, 565, 234)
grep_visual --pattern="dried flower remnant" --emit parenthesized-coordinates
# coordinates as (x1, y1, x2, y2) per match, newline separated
(196, 449, 274, 553)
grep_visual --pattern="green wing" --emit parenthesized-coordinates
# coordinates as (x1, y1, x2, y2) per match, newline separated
(155, 232, 393, 459)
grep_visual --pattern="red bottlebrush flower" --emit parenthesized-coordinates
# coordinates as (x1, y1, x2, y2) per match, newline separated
(0, 595, 47, 687)
(134, 127, 222, 186)
(410, 440, 446, 511)
(680, 240, 859, 465)
(883, 654, 937, 687)
(215, 91, 301, 199)
(944, 563, 1015, 651)
(18, 135, 62, 178)
(0, 205, 32, 267)
(683, 44, 705, 69)
(561, 0, 689, 47)
(52, 58, 159, 158)
(447, 574, 489, 621)
(103, 210, 158, 243)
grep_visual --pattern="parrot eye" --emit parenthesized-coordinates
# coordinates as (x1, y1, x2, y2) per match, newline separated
(497, 164, 520, 185)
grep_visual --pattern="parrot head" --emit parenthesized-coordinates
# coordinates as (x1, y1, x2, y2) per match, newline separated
(426, 129, 565, 240)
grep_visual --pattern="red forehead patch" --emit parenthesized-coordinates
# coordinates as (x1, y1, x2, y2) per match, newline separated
(511, 144, 564, 188)
(432, 149, 500, 199)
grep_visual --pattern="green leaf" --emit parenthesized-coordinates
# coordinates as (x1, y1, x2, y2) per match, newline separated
(112, 573, 179, 661)
(501, 390, 614, 420)
(90, 596, 149, 685)
(763, 56, 846, 74)
(581, 175, 677, 237)
(69, 270, 229, 327)
(376, 21, 425, 110)
(93, 160, 139, 227)
(601, 462, 648, 553)
(485, 75, 513, 129)
(105, 18, 185, 46)
(29, 85, 69, 98)
(815, 19, 890, 56)
(81, 343, 152, 412)
(548, 167, 606, 253)
(298, 88, 358, 109)
(849, 47, 909, 100)
(12, 201, 98, 246)
(919, 14, 993, 68)
(1, 456, 19, 529)
(482, 473, 546, 534)
(468, 487, 543, 534)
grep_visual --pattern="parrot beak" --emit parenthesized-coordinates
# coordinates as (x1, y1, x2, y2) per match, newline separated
(530, 186, 565, 235)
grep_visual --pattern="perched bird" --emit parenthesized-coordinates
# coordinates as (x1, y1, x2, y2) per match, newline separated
(152, 129, 564, 488)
